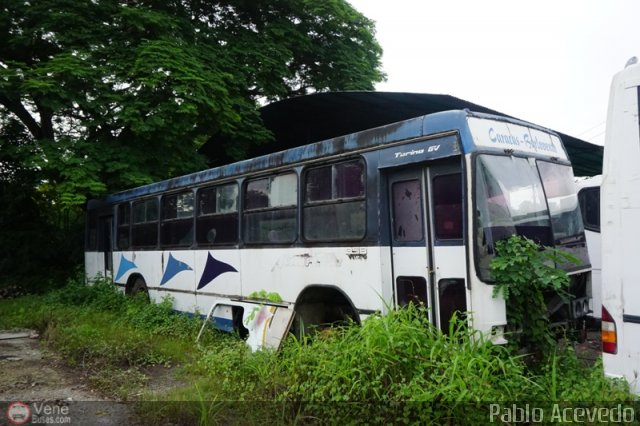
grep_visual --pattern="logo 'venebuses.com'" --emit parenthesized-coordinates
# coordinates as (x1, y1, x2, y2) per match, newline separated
(7, 401, 31, 425)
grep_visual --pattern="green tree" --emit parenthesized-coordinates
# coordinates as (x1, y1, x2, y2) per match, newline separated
(0, 0, 384, 291)
(0, 0, 384, 207)
(0, 111, 83, 292)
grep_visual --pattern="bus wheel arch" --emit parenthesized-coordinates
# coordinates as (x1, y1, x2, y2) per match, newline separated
(126, 274, 149, 302)
(292, 285, 360, 337)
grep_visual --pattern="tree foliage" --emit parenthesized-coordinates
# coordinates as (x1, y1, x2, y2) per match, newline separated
(0, 0, 384, 206)
(0, 0, 384, 291)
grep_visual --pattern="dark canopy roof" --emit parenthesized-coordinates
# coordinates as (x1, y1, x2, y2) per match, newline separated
(260, 92, 603, 177)
(203, 91, 603, 176)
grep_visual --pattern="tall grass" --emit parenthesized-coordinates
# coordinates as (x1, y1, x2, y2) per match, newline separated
(1, 279, 634, 424)
(155, 305, 634, 425)
(277, 308, 523, 423)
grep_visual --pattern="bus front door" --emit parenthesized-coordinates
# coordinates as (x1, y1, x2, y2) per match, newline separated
(388, 167, 435, 323)
(389, 163, 468, 331)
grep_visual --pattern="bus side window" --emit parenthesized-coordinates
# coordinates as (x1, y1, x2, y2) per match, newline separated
(131, 198, 159, 248)
(196, 183, 239, 245)
(243, 173, 297, 244)
(117, 203, 131, 250)
(578, 187, 600, 232)
(303, 159, 366, 241)
(161, 191, 194, 247)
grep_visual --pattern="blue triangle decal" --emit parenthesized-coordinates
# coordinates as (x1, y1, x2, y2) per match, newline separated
(160, 253, 193, 286)
(115, 255, 137, 281)
(197, 253, 238, 290)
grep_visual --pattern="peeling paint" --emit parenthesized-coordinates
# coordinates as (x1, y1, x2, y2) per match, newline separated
(272, 252, 341, 271)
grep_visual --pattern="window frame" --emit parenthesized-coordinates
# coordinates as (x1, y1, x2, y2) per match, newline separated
(578, 186, 601, 233)
(131, 197, 160, 249)
(431, 173, 464, 242)
(390, 178, 425, 243)
(160, 190, 195, 248)
(472, 153, 553, 283)
(242, 172, 299, 245)
(302, 158, 367, 242)
(116, 203, 131, 250)
(536, 160, 586, 245)
(196, 182, 240, 246)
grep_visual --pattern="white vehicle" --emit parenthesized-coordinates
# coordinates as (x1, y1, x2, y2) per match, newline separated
(576, 175, 602, 320)
(601, 57, 640, 393)
(85, 109, 591, 350)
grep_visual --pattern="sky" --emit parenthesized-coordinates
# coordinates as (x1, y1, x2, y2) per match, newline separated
(347, 0, 640, 146)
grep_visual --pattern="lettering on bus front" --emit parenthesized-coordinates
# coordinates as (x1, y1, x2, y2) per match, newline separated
(488, 128, 558, 154)
(468, 117, 568, 160)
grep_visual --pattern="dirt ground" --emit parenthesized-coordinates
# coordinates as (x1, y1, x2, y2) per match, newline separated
(0, 330, 135, 425)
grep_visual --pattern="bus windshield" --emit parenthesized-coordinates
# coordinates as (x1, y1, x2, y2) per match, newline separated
(537, 160, 588, 265)
(475, 155, 553, 281)
(475, 154, 589, 280)
(537, 161, 585, 244)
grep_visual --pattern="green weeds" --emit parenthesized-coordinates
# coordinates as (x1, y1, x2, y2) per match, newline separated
(491, 235, 577, 357)
(153, 306, 634, 424)
(0, 276, 635, 424)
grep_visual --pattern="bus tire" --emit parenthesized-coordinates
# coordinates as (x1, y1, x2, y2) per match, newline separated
(130, 276, 150, 303)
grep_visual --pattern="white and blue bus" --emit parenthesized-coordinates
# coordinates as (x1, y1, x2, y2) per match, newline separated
(85, 109, 591, 350)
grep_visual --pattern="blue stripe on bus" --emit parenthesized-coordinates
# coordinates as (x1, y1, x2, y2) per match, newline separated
(211, 317, 235, 333)
(181, 310, 235, 333)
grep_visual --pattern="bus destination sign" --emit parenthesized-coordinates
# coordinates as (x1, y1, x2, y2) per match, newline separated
(467, 117, 568, 160)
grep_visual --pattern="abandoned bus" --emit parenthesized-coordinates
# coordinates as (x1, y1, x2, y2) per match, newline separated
(85, 109, 591, 350)
(601, 57, 640, 394)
